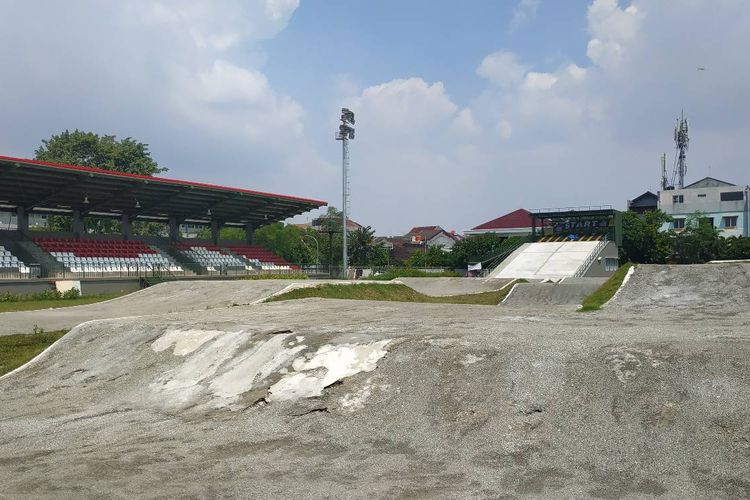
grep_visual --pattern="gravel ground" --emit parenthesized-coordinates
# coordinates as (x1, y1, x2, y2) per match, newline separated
(0, 265, 748, 499)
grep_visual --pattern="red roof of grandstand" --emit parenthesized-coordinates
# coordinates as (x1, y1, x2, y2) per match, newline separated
(472, 208, 535, 230)
(0, 155, 326, 227)
(0, 155, 326, 205)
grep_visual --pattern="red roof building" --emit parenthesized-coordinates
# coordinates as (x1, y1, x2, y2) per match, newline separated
(464, 208, 539, 237)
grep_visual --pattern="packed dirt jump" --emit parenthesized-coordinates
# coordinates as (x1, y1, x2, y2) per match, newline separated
(0, 266, 748, 498)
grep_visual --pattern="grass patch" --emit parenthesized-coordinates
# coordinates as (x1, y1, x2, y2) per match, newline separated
(0, 330, 68, 376)
(579, 263, 634, 312)
(364, 268, 460, 280)
(0, 292, 126, 313)
(266, 282, 518, 306)
(238, 273, 308, 280)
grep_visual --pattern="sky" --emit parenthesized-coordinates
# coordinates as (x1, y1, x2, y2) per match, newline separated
(1, 0, 749, 235)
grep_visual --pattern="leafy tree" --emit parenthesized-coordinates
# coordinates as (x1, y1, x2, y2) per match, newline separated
(34, 130, 165, 234)
(347, 226, 384, 266)
(720, 236, 750, 260)
(671, 212, 722, 264)
(448, 233, 511, 268)
(35, 130, 165, 176)
(253, 223, 317, 265)
(620, 210, 673, 264)
(195, 226, 246, 241)
(404, 245, 452, 268)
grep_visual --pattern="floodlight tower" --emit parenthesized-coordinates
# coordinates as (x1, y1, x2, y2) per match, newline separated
(672, 111, 689, 189)
(336, 108, 355, 278)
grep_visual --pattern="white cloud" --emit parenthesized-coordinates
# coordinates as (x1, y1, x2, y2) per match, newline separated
(477, 51, 527, 87)
(521, 72, 558, 91)
(509, 0, 541, 33)
(586, 0, 642, 68)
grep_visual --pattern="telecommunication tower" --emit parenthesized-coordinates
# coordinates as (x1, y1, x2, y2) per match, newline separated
(336, 108, 355, 278)
(671, 111, 689, 189)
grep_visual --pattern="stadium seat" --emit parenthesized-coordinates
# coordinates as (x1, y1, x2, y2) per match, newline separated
(223, 244, 298, 272)
(174, 243, 248, 271)
(0, 245, 30, 276)
(33, 237, 183, 275)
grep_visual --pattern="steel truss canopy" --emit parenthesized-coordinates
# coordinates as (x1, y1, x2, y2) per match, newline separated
(0, 155, 327, 227)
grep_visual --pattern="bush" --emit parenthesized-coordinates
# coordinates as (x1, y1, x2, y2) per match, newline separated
(0, 288, 80, 302)
(365, 268, 461, 281)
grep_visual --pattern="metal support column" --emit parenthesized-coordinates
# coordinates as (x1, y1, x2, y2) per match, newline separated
(121, 214, 132, 240)
(168, 217, 180, 243)
(15, 206, 29, 234)
(244, 223, 254, 244)
(72, 210, 84, 238)
(211, 220, 221, 246)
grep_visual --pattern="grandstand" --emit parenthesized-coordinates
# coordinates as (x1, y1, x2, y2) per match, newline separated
(0, 245, 29, 276)
(0, 155, 325, 286)
(224, 244, 298, 272)
(174, 243, 248, 272)
(35, 237, 182, 275)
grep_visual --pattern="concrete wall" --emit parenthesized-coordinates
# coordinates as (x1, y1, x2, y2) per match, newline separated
(0, 278, 142, 296)
(582, 241, 620, 278)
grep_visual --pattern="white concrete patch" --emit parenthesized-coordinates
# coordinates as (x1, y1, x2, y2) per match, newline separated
(267, 340, 391, 402)
(461, 354, 484, 366)
(151, 329, 224, 356)
(603, 265, 636, 307)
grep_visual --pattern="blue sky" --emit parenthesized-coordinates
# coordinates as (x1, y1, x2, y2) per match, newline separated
(1, 1, 749, 234)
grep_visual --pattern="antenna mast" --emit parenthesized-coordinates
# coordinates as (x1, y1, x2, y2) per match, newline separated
(660, 153, 668, 190)
(671, 111, 689, 188)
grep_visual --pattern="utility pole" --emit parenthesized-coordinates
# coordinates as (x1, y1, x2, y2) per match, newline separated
(336, 108, 355, 278)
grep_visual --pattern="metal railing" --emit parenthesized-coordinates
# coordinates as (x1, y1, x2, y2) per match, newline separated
(573, 238, 608, 278)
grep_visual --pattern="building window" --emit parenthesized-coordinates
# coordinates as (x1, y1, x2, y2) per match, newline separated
(672, 194, 684, 203)
(720, 191, 744, 201)
(673, 218, 685, 230)
(697, 194, 706, 198)
(723, 216, 738, 229)
(604, 258, 618, 272)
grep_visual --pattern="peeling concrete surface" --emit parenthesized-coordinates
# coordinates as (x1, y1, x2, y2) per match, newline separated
(0, 267, 749, 498)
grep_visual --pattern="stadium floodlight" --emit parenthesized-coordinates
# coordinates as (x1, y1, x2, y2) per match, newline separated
(335, 107, 355, 278)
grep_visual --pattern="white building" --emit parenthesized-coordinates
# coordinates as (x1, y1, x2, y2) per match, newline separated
(658, 177, 750, 237)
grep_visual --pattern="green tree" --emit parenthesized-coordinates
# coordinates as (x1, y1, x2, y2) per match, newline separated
(35, 130, 165, 176)
(404, 245, 452, 268)
(347, 226, 383, 266)
(448, 233, 511, 268)
(253, 223, 317, 265)
(620, 210, 673, 264)
(34, 130, 166, 235)
(671, 212, 722, 264)
(195, 226, 246, 241)
(720, 236, 750, 260)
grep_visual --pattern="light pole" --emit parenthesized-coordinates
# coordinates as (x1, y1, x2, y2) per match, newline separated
(336, 108, 355, 278)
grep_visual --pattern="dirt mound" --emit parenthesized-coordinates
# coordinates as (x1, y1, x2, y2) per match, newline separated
(501, 279, 605, 308)
(1, 298, 748, 498)
(0, 279, 305, 335)
(607, 263, 750, 315)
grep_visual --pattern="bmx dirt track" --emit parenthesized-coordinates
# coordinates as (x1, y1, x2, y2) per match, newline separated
(0, 265, 748, 498)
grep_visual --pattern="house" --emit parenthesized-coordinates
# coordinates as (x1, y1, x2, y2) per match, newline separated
(658, 177, 750, 236)
(464, 208, 538, 237)
(405, 226, 461, 250)
(373, 225, 461, 263)
(627, 191, 658, 213)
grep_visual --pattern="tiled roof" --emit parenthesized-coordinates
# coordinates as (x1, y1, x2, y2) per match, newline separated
(472, 208, 534, 230)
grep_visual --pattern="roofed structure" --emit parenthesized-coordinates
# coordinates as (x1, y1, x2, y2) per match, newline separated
(0, 155, 326, 229)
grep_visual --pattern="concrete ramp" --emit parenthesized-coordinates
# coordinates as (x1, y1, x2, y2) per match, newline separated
(607, 262, 750, 315)
(490, 241, 601, 280)
(502, 278, 606, 308)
